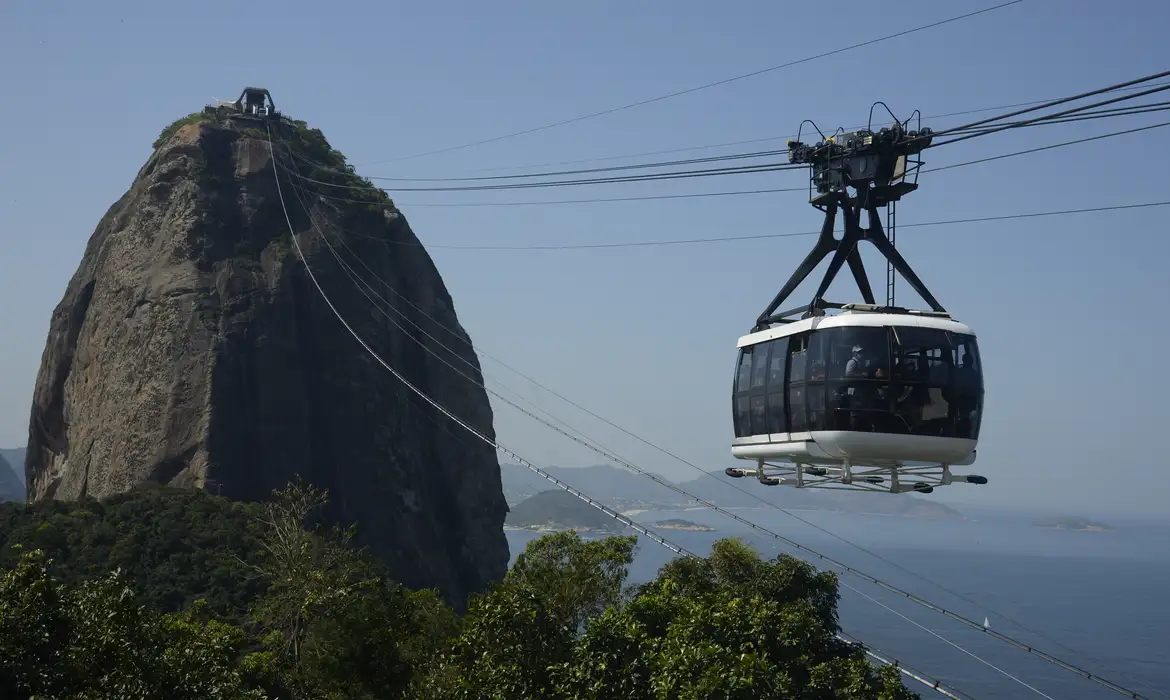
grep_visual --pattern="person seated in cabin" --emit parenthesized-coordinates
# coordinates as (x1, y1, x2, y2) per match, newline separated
(843, 344, 883, 431)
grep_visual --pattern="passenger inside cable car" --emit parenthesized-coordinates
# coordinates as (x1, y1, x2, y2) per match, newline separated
(732, 323, 984, 441)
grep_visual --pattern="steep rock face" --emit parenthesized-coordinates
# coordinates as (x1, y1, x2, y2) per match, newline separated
(24, 113, 510, 607)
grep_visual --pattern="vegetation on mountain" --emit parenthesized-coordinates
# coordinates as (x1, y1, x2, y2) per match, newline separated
(0, 482, 915, 699)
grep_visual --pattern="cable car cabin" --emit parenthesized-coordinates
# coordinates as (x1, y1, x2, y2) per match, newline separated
(729, 311, 987, 493)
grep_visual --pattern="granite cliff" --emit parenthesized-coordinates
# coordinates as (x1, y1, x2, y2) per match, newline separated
(23, 104, 509, 607)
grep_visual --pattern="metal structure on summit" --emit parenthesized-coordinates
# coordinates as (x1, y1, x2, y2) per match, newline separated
(204, 86, 281, 123)
(727, 107, 988, 494)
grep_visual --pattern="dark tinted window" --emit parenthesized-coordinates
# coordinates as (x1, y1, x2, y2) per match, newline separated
(735, 394, 750, 437)
(767, 337, 789, 389)
(750, 395, 767, 435)
(826, 326, 889, 380)
(948, 333, 983, 439)
(750, 343, 770, 389)
(765, 337, 789, 434)
(735, 347, 753, 394)
(734, 324, 984, 442)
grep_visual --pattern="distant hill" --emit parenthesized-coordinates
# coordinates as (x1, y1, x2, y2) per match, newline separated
(0, 448, 25, 483)
(654, 518, 716, 532)
(500, 463, 678, 506)
(1033, 515, 1112, 532)
(505, 490, 628, 533)
(500, 463, 964, 521)
(0, 454, 23, 503)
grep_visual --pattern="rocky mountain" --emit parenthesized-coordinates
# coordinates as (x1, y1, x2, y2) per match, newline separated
(21, 105, 509, 608)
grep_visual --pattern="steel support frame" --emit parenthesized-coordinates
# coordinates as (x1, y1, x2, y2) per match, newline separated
(725, 460, 988, 494)
(754, 190, 945, 331)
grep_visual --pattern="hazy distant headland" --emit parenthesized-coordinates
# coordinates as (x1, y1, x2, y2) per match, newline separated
(1032, 515, 1113, 532)
(500, 463, 967, 521)
(504, 490, 628, 534)
(653, 518, 716, 532)
(0, 450, 24, 503)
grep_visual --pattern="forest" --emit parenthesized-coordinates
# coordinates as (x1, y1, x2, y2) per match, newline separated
(0, 482, 916, 699)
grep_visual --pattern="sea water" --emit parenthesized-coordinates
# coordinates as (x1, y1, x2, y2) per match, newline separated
(505, 505, 1170, 699)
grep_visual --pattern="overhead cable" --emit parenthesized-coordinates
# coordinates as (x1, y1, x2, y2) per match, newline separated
(294, 177, 1167, 700)
(438, 80, 1170, 176)
(929, 81, 1170, 148)
(362, 200, 1170, 251)
(291, 98, 1170, 186)
(354, 1, 1025, 165)
(925, 69, 1170, 140)
(280, 158, 801, 193)
(278, 152, 1151, 699)
(287, 118, 1170, 207)
(269, 131, 975, 699)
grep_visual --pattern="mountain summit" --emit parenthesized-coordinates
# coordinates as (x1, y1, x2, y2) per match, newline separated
(24, 91, 509, 607)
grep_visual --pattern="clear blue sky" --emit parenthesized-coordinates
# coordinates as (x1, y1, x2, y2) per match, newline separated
(1, 0, 1167, 514)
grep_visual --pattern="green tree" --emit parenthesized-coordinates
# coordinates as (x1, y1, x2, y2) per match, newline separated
(556, 539, 918, 700)
(246, 479, 449, 700)
(0, 548, 266, 700)
(414, 534, 917, 700)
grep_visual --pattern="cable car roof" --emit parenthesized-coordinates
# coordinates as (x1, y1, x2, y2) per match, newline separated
(737, 309, 975, 348)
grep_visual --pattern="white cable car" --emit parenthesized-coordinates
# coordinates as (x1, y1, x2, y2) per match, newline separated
(727, 115, 988, 494)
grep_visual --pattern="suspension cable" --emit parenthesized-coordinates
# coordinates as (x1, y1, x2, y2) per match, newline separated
(839, 581, 1055, 700)
(276, 147, 1152, 698)
(354, 1, 1024, 166)
(288, 96, 1169, 185)
(268, 126, 977, 699)
(278, 116, 1170, 203)
(434, 80, 1170, 177)
(291, 172, 1166, 699)
(317, 200, 1170, 251)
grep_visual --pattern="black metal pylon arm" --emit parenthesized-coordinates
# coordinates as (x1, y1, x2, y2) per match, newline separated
(754, 193, 945, 330)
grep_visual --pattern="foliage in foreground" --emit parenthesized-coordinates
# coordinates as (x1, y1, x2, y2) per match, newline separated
(0, 482, 916, 700)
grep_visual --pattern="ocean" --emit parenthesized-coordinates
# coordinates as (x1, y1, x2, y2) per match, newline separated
(504, 505, 1170, 699)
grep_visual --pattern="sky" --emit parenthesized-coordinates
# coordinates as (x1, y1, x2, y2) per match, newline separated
(1, 0, 1168, 515)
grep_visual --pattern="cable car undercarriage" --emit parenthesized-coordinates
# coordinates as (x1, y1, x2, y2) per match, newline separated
(729, 109, 988, 495)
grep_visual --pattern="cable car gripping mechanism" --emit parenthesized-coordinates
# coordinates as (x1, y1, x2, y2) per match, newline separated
(754, 113, 944, 332)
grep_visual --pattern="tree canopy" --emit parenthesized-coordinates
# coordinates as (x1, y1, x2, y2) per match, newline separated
(0, 483, 916, 700)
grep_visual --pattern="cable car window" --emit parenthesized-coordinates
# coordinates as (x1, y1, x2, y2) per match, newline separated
(823, 326, 892, 432)
(789, 335, 809, 383)
(750, 342, 770, 390)
(765, 336, 789, 434)
(807, 380, 826, 429)
(891, 327, 954, 437)
(948, 333, 984, 440)
(749, 395, 767, 435)
(735, 395, 750, 437)
(826, 327, 889, 379)
(766, 390, 787, 434)
(766, 337, 789, 389)
(804, 332, 827, 430)
(735, 347, 753, 394)
(788, 384, 807, 432)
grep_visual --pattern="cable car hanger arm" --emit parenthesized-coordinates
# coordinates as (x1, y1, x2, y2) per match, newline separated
(753, 192, 945, 330)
